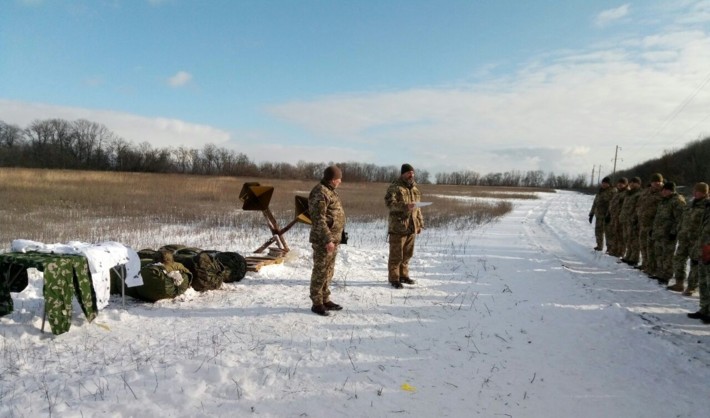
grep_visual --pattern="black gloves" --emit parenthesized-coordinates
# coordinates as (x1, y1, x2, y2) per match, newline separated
(588, 214, 593, 224)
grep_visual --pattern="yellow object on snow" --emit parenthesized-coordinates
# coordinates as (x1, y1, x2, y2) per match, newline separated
(400, 383, 416, 392)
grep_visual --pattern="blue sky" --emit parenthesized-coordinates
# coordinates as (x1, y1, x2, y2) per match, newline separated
(2, 0, 710, 179)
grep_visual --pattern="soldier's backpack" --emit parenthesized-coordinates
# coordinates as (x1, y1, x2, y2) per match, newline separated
(215, 251, 248, 283)
(129, 262, 191, 302)
(190, 251, 229, 292)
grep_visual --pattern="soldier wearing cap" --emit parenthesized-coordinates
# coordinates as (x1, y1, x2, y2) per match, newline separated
(650, 181, 686, 283)
(636, 173, 664, 274)
(620, 177, 643, 266)
(669, 182, 709, 294)
(588, 176, 617, 251)
(308, 165, 346, 316)
(385, 163, 424, 289)
(608, 177, 629, 257)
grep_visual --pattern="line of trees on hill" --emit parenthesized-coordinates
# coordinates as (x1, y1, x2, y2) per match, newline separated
(612, 137, 710, 190)
(435, 169, 588, 189)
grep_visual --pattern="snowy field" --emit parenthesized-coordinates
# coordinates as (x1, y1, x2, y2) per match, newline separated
(2, 190, 709, 418)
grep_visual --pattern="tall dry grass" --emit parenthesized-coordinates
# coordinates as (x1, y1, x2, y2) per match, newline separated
(0, 168, 551, 247)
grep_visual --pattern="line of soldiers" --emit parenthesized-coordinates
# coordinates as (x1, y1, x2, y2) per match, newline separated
(589, 173, 710, 323)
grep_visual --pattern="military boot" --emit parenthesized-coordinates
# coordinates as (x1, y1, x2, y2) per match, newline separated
(666, 281, 684, 292)
(682, 287, 697, 296)
(311, 304, 329, 316)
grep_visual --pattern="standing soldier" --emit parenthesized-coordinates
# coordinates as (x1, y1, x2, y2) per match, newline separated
(588, 176, 617, 251)
(650, 181, 685, 284)
(669, 182, 708, 294)
(608, 177, 629, 257)
(636, 173, 664, 274)
(620, 177, 643, 266)
(308, 165, 346, 316)
(688, 198, 710, 324)
(385, 163, 424, 289)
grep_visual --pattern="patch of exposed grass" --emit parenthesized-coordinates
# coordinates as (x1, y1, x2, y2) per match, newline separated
(0, 168, 551, 248)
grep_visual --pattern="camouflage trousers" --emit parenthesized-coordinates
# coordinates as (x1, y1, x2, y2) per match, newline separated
(310, 244, 338, 305)
(593, 217, 609, 250)
(639, 225, 654, 271)
(673, 239, 699, 289)
(652, 237, 678, 280)
(388, 233, 415, 282)
(623, 223, 640, 264)
(607, 219, 624, 256)
(697, 263, 710, 315)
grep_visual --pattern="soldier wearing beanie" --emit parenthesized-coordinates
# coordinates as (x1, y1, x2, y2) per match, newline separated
(308, 165, 346, 316)
(588, 175, 617, 251)
(635, 173, 664, 275)
(385, 163, 424, 288)
(670, 182, 709, 294)
(620, 176, 644, 265)
(608, 177, 630, 257)
(651, 181, 686, 283)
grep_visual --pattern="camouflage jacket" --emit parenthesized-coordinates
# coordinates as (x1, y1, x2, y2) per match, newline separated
(308, 180, 346, 245)
(651, 192, 686, 239)
(589, 186, 617, 218)
(677, 196, 708, 244)
(385, 177, 424, 235)
(694, 201, 710, 259)
(609, 188, 628, 220)
(619, 187, 641, 225)
(636, 187, 663, 227)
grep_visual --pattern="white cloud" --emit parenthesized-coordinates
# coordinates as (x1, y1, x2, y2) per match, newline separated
(594, 4, 631, 27)
(0, 100, 230, 149)
(167, 71, 192, 88)
(266, 28, 710, 175)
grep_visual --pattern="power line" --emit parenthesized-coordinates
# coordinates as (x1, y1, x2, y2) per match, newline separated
(650, 70, 710, 142)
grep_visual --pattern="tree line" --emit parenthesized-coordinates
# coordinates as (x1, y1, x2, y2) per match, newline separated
(613, 137, 710, 190)
(0, 117, 601, 188)
(0, 118, 426, 182)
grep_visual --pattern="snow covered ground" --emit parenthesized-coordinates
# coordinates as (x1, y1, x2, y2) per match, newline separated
(2, 190, 709, 418)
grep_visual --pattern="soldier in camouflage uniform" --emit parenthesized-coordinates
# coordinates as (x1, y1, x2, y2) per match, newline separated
(308, 165, 346, 316)
(607, 177, 629, 257)
(620, 177, 643, 266)
(636, 173, 664, 274)
(385, 163, 424, 289)
(650, 181, 686, 283)
(669, 182, 708, 294)
(688, 198, 710, 324)
(588, 176, 617, 251)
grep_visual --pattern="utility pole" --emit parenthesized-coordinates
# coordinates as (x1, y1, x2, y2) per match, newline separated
(611, 145, 622, 175)
(591, 165, 596, 186)
(597, 166, 602, 184)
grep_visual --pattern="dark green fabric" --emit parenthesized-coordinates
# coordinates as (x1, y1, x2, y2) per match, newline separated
(131, 263, 191, 302)
(191, 251, 227, 292)
(216, 252, 247, 283)
(0, 252, 97, 335)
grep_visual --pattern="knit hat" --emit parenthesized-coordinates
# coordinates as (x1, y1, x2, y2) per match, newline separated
(617, 177, 628, 185)
(323, 165, 342, 181)
(662, 181, 675, 192)
(601, 176, 611, 184)
(694, 182, 709, 194)
(630, 176, 642, 184)
(401, 163, 414, 174)
(650, 173, 663, 182)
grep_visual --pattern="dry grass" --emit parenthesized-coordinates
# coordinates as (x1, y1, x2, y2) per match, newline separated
(0, 168, 552, 247)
